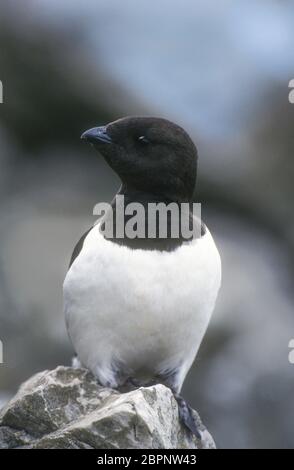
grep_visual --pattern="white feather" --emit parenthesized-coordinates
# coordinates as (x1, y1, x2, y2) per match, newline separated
(63, 224, 221, 391)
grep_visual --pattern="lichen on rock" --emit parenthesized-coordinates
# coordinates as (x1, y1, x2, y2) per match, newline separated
(0, 366, 215, 449)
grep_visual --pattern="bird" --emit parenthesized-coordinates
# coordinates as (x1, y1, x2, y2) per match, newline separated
(63, 116, 221, 439)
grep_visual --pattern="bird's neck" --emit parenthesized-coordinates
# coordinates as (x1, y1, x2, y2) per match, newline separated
(117, 184, 183, 206)
(97, 184, 203, 252)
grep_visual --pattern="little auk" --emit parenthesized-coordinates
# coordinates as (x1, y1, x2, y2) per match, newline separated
(63, 116, 221, 439)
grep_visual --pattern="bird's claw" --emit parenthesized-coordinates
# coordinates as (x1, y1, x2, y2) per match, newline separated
(174, 394, 202, 440)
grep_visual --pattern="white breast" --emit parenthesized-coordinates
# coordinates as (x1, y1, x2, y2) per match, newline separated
(63, 224, 221, 391)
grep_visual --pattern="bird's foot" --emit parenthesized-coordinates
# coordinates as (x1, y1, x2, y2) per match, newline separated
(120, 377, 159, 392)
(119, 376, 143, 392)
(121, 378, 202, 439)
(125, 377, 143, 388)
(173, 393, 202, 440)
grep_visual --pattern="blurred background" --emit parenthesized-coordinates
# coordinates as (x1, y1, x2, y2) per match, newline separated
(0, 0, 294, 448)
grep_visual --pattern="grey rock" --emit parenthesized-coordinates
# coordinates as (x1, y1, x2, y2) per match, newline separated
(0, 366, 215, 449)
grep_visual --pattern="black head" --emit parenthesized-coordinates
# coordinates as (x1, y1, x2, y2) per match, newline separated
(81, 116, 198, 202)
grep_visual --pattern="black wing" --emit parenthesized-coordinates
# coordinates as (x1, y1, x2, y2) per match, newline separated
(68, 227, 93, 269)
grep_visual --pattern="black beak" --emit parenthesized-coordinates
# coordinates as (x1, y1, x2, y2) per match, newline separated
(81, 126, 113, 144)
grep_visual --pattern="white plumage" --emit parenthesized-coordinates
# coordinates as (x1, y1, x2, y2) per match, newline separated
(63, 222, 221, 392)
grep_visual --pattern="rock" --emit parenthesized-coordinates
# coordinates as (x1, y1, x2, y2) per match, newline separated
(0, 366, 215, 449)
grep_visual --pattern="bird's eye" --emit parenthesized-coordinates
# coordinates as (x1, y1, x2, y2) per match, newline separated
(138, 135, 149, 144)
